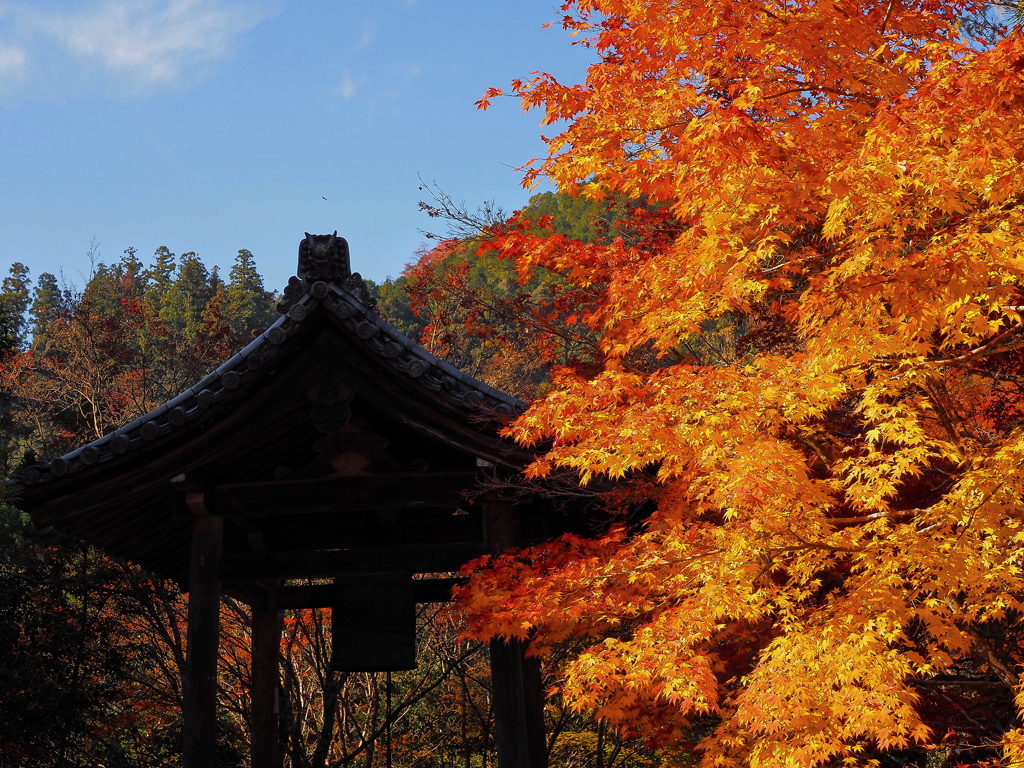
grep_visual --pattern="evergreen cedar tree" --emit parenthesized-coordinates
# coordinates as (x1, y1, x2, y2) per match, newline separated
(454, 0, 1024, 765)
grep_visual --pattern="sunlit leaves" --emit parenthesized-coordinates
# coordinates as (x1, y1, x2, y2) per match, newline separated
(460, 0, 1024, 764)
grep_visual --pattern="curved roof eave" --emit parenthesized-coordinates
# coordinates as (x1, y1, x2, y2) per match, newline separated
(14, 262, 531, 491)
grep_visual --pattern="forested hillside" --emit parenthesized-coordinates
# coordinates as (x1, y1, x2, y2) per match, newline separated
(0, 245, 274, 765)
(0, 219, 665, 766)
(373, 190, 641, 401)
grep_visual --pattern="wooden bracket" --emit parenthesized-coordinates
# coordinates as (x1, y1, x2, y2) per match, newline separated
(170, 471, 217, 517)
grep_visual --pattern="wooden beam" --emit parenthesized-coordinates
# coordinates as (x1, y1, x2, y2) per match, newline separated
(277, 577, 464, 608)
(220, 542, 484, 582)
(214, 472, 478, 516)
(251, 512, 481, 552)
(183, 513, 223, 768)
(251, 583, 281, 768)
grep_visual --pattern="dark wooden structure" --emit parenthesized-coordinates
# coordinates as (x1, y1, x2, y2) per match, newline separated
(15, 233, 555, 768)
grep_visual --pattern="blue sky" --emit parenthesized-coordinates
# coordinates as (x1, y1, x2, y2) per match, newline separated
(0, 0, 594, 293)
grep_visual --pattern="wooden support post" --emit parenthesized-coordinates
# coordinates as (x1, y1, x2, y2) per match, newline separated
(484, 496, 548, 768)
(251, 582, 282, 768)
(183, 507, 223, 768)
(490, 638, 528, 768)
(522, 654, 548, 768)
(483, 495, 516, 555)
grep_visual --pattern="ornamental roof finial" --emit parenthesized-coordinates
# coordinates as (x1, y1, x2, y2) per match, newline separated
(297, 231, 350, 282)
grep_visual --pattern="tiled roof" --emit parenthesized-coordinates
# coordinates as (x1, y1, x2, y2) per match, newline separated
(15, 235, 527, 489)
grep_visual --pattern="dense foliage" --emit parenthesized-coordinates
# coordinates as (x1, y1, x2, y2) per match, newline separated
(374, 191, 640, 400)
(0, 246, 272, 766)
(452, 1, 1024, 767)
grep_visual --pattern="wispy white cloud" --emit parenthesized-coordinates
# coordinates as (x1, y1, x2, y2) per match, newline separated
(392, 61, 420, 79)
(353, 21, 374, 52)
(332, 68, 360, 101)
(0, 41, 25, 79)
(0, 0, 271, 97)
(331, 59, 421, 114)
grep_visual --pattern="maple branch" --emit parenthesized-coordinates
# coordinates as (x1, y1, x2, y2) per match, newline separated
(910, 678, 1012, 688)
(475, 466, 617, 504)
(946, 365, 1024, 387)
(762, 84, 878, 105)
(828, 509, 919, 525)
(918, 380, 963, 453)
(676, 334, 735, 366)
(920, 685, 993, 734)
(753, 3, 784, 22)
(837, 325, 1024, 374)
(939, 587, 1021, 687)
(934, 324, 1024, 367)
(965, 628, 1020, 687)
(416, 176, 509, 242)
(758, 259, 792, 274)
(879, 0, 895, 37)
(774, 541, 862, 554)
(796, 432, 839, 467)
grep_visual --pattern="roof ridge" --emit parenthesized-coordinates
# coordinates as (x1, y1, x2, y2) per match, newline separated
(14, 234, 527, 488)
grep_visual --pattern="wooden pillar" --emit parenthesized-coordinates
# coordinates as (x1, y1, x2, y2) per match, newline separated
(251, 583, 282, 768)
(490, 638, 528, 768)
(183, 507, 223, 768)
(522, 654, 547, 768)
(483, 495, 516, 554)
(484, 496, 547, 768)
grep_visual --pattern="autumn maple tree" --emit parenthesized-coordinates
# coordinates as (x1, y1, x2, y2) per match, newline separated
(456, 0, 1024, 765)
(391, 194, 610, 400)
